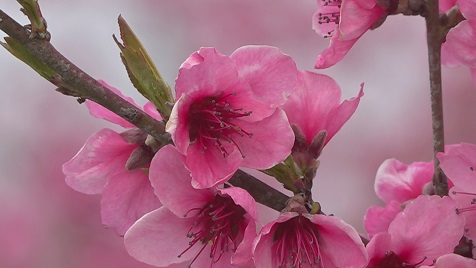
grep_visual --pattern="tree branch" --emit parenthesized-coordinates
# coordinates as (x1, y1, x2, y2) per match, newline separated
(0, 7, 290, 211)
(424, 0, 448, 196)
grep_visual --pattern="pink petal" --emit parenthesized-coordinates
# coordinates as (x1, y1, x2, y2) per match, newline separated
(449, 186, 476, 241)
(175, 47, 239, 100)
(324, 83, 364, 145)
(85, 80, 138, 128)
(232, 220, 257, 266)
(441, 21, 476, 69)
(458, 0, 476, 19)
(166, 94, 191, 154)
(438, 143, 476, 191)
(429, 254, 476, 268)
(185, 142, 241, 189)
(364, 200, 401, 238)
(143, 101, 162, 120)
(440, 0, 457, 12)
(124, 207, 199, 267)
(230, 45, 298, 106)
(374, 159, 433, 204)
(253, 213, 297, 268)
(366, 233, 395, 265)
(315, 35, 360, 69)
(218, 187, 259, 221)
(234, 109, 294, 169)
(389, 195, 465, 265)
(100, 169, 161, 236)
(63, 128, 136, 194)
(311, 214, 368, 267)
(312, 0, 340, 38)
(339, 0, 385, 40)
(149, 145, 214, 216)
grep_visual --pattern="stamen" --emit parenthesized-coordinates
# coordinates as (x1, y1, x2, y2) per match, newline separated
(188, 92, 253, 158)
(179, 195, 247, 267)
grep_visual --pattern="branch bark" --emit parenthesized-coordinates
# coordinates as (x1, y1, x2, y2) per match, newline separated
(0, 8, 290, 211)
(424, 0, 448, 196)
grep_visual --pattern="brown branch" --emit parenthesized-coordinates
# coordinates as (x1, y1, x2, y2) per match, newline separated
(0, 8, 168, 144)
(229, 170, 289, 211)
(0, 8, 290, 211)
(424, 0, 448, 196)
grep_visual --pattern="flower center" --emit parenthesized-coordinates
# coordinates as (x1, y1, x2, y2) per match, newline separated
(272, 215, 322, 267)
(317, 0, 341, 38)
(188, 92, 253, 158)
(178, 195, 247, 267)
(372, 251, 427, 268)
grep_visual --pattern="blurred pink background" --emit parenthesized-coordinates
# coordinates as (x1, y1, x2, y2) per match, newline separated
(1, 1, 476, 267)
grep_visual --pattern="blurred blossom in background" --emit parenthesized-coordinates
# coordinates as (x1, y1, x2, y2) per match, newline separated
(1, 0, 476, 267)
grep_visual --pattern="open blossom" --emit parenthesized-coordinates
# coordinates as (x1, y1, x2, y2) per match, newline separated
(253, 212, 367, 268)
(366, 195, 466, 267)
(313, 0, 387, 68)
(167, 46, 297, 188)
(282, 71, 363, 148)
(437, 143, 476, 256)
(364, 159, 433, 238)
(62, 81, 161, 235)
(441, 0, 476, 82)
(124, 145, 259, 267)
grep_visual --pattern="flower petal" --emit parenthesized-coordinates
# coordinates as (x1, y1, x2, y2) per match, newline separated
(311, 215, 368, 267)
(230, 45, 298, 106)
(234, 108, 294, 169)
(124, 207, 199, 267)
(438, 143, 476, 191)
(366, 232, 395, 266)
(175, 47, 239, 100)
(364, 200, 401, 238)
(374, 159, 433, 204)
(389, 195, 465, 265)
(315, 35, 359, 69)
(85, 80, 138, 128)
(185, 142, 241, 189)
(63, 128, 136, 194)
(100, 169, 161, 236)
(149, 145, 214, 216)
(431, 254, 476, 268)
(449, 186, 476, 241)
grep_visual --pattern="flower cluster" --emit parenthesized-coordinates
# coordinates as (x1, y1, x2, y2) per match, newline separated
(60, 0, 476, 267)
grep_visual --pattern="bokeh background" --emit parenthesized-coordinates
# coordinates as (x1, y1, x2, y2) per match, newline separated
(1, 1, 476, 267)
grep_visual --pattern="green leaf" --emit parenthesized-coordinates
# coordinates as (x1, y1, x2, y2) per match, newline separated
(2, 37, 55, 79)
(114, 15, 173, 119)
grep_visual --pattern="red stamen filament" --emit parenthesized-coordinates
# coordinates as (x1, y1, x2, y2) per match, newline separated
(272, 216, 322, 267)
(188, 92, 253, 158)
(177, 195, 247, 267)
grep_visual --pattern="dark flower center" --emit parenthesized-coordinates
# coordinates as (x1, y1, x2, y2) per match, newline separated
(272, 215, 322, 267)
(188, 92, 253, 158)
(178, 195, 247, 267)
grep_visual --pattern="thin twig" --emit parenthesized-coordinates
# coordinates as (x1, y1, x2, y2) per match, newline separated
(424, 0, 448, 196)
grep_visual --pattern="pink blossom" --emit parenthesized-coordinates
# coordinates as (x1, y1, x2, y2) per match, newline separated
(63, 81, 161, 235)
(437, 143, 476, 256)
(253, 212, 367, 268)
(124, 145, 259, 267)
(441, 0, 476, 82)
(366, 195, 465, 267)
(282, 71, 363, 147)
(364, 159, 433, 237)
(313, 0, 387, 68)
(421, 254, 476, 268)
(167, 46, 297, 188)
